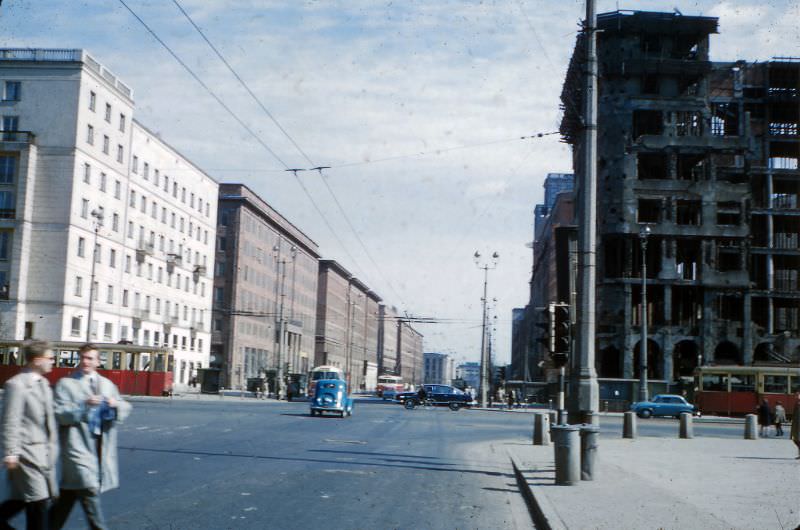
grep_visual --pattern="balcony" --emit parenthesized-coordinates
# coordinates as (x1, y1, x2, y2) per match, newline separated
(162, 323, 172, 336)
(192, 265, 206, 282)
(134, 309, 150, 320)
(0, 209, 15, 220)
(0, 48, 84, 61)
(136, 241, 154, 263)
(0, 131, 35, 144)
(191, 321, 206, 333)
(166, 253, 182, 274)
(0, 284, 9, 300)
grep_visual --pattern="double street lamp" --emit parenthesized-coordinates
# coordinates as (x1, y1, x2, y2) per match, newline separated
(273, 243, 297, 399)
(474, 250, 498, 408)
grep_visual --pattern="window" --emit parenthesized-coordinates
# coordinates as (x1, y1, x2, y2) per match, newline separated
(143, 162, 149, 180)
(81, 199, 89, 218)
(125, 254, 131, 273)
(77, 237, 85, 258)
(74, 276, 83, 296)
(0, 231, 11, 260)
(122, 289, 129, 307)
(70, 316, 81, 336)
(0, 191, 14, 217)
(181, 187, 186, 203)
(102, 135, 109, 154)
(109, 248, 116, 268)
(104, 103, 112, 122)
(151, 201, 157, 219)
(117, 145, 123, 163)
(114, 180, 121, 199)
(154, 169, 159, 187)
(173, 182, 178, 197)
(170, 212, 176, 228)
(106, 285, 114, 304)
(132, 156, 139, 174)
(140, 195, 146, 212)
(205, 203, 209, 217)
(103, 323, 113, 341)
(3, 81, 21, 101)
(83, 163, 91, 184)
(119, 113, 126, 132)
(99, 172, 107, 192)
(112, 213, 119, 232)
(0, 155, 16, 184)
(129, 190, 136, 207)
(190, 193, 195, 208)
(161, 207, 167, 224)
(86, 125, 94, 145)
(163, 176, 169, 192)
(632, 110, 663, 137)
(89, 91, 96, 111)
(127, 221, 134, 239)
(94, 243, 101, 263)
(637, 199, 661, 223)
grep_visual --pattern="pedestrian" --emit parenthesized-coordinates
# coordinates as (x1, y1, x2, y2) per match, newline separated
(791, 397, 800, 459)
(50, 343, 131, 530)
(507, 389, 514, 410)
(0, 340, 58, 530)
(756, 398, 772, 437)
(773, 401, 786, 437)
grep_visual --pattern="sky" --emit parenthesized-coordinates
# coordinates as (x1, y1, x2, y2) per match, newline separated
(1, 0, 798, 366)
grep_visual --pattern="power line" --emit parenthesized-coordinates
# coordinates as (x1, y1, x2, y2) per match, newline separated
(171, 0, 410, 309)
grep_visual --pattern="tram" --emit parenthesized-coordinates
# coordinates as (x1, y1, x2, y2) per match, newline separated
(694, 365, 800, 417)
(0, 340, 174, 396)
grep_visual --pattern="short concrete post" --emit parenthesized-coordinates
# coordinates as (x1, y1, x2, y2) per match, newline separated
(579, 423, 600, 481)
(623, 411, 637, 439)
(551, 425, 581, 485)
(744, 414, 758, 439)
(548, 410, 558, 428)
(533, 413, 551, 446)
(679, 412, 694, 439)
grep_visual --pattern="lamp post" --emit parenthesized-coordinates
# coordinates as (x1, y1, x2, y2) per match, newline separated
(474, 250, 498, 408)
(274, 244, 297, 399)
(86, 207, 104, 342)
(639, 225, 651, 403)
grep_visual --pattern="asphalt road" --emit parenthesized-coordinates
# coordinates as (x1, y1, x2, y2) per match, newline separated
(0, 397, 747, 530)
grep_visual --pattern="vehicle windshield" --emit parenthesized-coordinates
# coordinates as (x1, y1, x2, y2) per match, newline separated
(311, 371, 342, 381)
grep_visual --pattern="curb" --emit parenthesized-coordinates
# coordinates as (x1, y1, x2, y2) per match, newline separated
(509, 452, 566, 530)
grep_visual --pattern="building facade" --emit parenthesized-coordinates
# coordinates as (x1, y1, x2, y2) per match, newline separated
(559, 11, 800, 385)
(455, 361, 480, 391)
(424, 351, 455, 385)
(212, 184, 320, 391)
(0, 49, 217, 389)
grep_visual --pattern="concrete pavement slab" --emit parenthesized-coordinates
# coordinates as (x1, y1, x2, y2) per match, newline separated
(508, 435, 799, 530)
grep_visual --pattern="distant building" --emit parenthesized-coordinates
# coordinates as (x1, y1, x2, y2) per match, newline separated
(456, 362, 480, 390)
(212, 184, 320, 391)
(424, 351, 455, 385)
(534, 173, 574, 241)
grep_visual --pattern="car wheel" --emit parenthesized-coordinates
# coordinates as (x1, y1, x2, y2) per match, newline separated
(638, 409, 652, 419)
(449, 402, 461, 411)
(404, 399, 417, 410)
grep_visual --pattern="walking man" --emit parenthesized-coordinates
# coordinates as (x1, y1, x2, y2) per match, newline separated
(0, 340, 58, 530)
(50, 344, 131, 530)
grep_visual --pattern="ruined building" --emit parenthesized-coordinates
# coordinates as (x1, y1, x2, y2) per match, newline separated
(559, 11, 800, 383)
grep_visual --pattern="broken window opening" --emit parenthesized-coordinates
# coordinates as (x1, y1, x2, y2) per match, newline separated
(637, 199, 662, 223)
(632, 285, 665, 326)
(675, 111, 703, 136)
(676, 200, 702, 225)
(775, 299, 799, 333)
(717, 248, 741, 272)
(677, 154, 706, 181)
(672, 286, 703, 331)
(637, 152, 669, 180)
(710, 103, 739, 136)
(633, 110, 663, 138)
(717, 294, 743, 321)
(716, 201, 741, 225)
(602, 235, 625, 279)
(642, 74, 660, 95)
(750, 255, 768, 290)
(773, 217, 800, 249)
(675, 239, 701, 280)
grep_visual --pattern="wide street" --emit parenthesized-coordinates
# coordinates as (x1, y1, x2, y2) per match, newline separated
(1, 396, 751, 530)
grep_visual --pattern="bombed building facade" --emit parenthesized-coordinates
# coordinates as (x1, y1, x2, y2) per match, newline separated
(557, 11, 800, 385)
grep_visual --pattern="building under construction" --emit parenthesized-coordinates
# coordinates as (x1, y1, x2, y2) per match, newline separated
(556, 10, 800, 387)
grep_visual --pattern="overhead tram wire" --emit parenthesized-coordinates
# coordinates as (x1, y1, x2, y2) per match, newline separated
(171, 0, 409, 309)
(118, 0, 373, 285)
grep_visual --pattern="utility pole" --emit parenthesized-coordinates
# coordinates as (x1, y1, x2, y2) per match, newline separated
(572, 0, 600, 424)
(639, 226, 651, 402)
(86, 207, 104, 342)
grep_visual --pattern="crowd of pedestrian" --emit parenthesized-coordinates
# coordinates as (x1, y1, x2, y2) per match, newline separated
(0, 341, 130, 530)
(757, 396, 800, 459)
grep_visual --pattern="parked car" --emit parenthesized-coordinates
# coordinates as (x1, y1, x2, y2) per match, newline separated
(630, 394, 698, 418)
(397, 384, 473, 411)
(309, 379, 353, 417)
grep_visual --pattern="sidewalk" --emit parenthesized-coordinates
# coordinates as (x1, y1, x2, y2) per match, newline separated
(507, 435, 799, 530)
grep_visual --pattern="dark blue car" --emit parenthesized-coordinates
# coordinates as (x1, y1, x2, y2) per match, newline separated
(309, 379, 353, 418)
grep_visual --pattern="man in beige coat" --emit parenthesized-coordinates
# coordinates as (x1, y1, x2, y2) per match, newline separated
(0, 340, 58, 530)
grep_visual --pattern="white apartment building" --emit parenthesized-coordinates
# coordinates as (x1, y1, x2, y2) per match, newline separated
(0, 49, 217, 390)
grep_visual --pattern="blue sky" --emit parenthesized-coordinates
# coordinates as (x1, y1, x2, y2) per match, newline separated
(2, 0, 798, 365)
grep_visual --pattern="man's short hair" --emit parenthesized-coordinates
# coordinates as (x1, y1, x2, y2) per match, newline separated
(79, 343, 99, 355)
(22, 340, 52, 363)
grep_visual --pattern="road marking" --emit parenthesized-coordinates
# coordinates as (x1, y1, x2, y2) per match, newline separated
(324, 469, 369, 475)
(323, 438, 367, 445)
(240, 492, 251, 496)
(135, 426, 150, 430)
(321, 494, 330, 499)
(147, 470, 158, 474)
(244, 507, 257, 512)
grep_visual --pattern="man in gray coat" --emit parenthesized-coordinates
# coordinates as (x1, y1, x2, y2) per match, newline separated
(0, 340, 58, 530)
(50, 344, 131, 530)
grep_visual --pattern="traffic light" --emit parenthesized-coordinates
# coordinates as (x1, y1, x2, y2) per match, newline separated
(498, 366, 507, 382)
(551, 303, 570, 368)
(535, 306, 554, 354)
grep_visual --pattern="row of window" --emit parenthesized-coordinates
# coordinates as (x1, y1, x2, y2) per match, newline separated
(131, 156, 211, 218)
(2, 81, 20, 102)
(86, 124, 125, 163)
(72, 275, 205, 319)
(70, 315, 204, 353)
(127, 189, 211, 245)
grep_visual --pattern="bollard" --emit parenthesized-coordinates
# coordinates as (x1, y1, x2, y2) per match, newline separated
(551, 425, 581, 485)
(219, 387, 224, 399)
(744, 414, 758, 439)
(548, 410, 558, 427)
(533, 413, 551, 446)
(679, 412, 694, 439)
(579, 423, 600, 481)
(623, 411, 637, 439)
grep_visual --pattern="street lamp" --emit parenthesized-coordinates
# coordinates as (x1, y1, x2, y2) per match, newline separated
(638, 225, 651, 403)
(474, 250, 499, 408)
(274, 243, 297, 399)
(86, 207, 104, 341)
